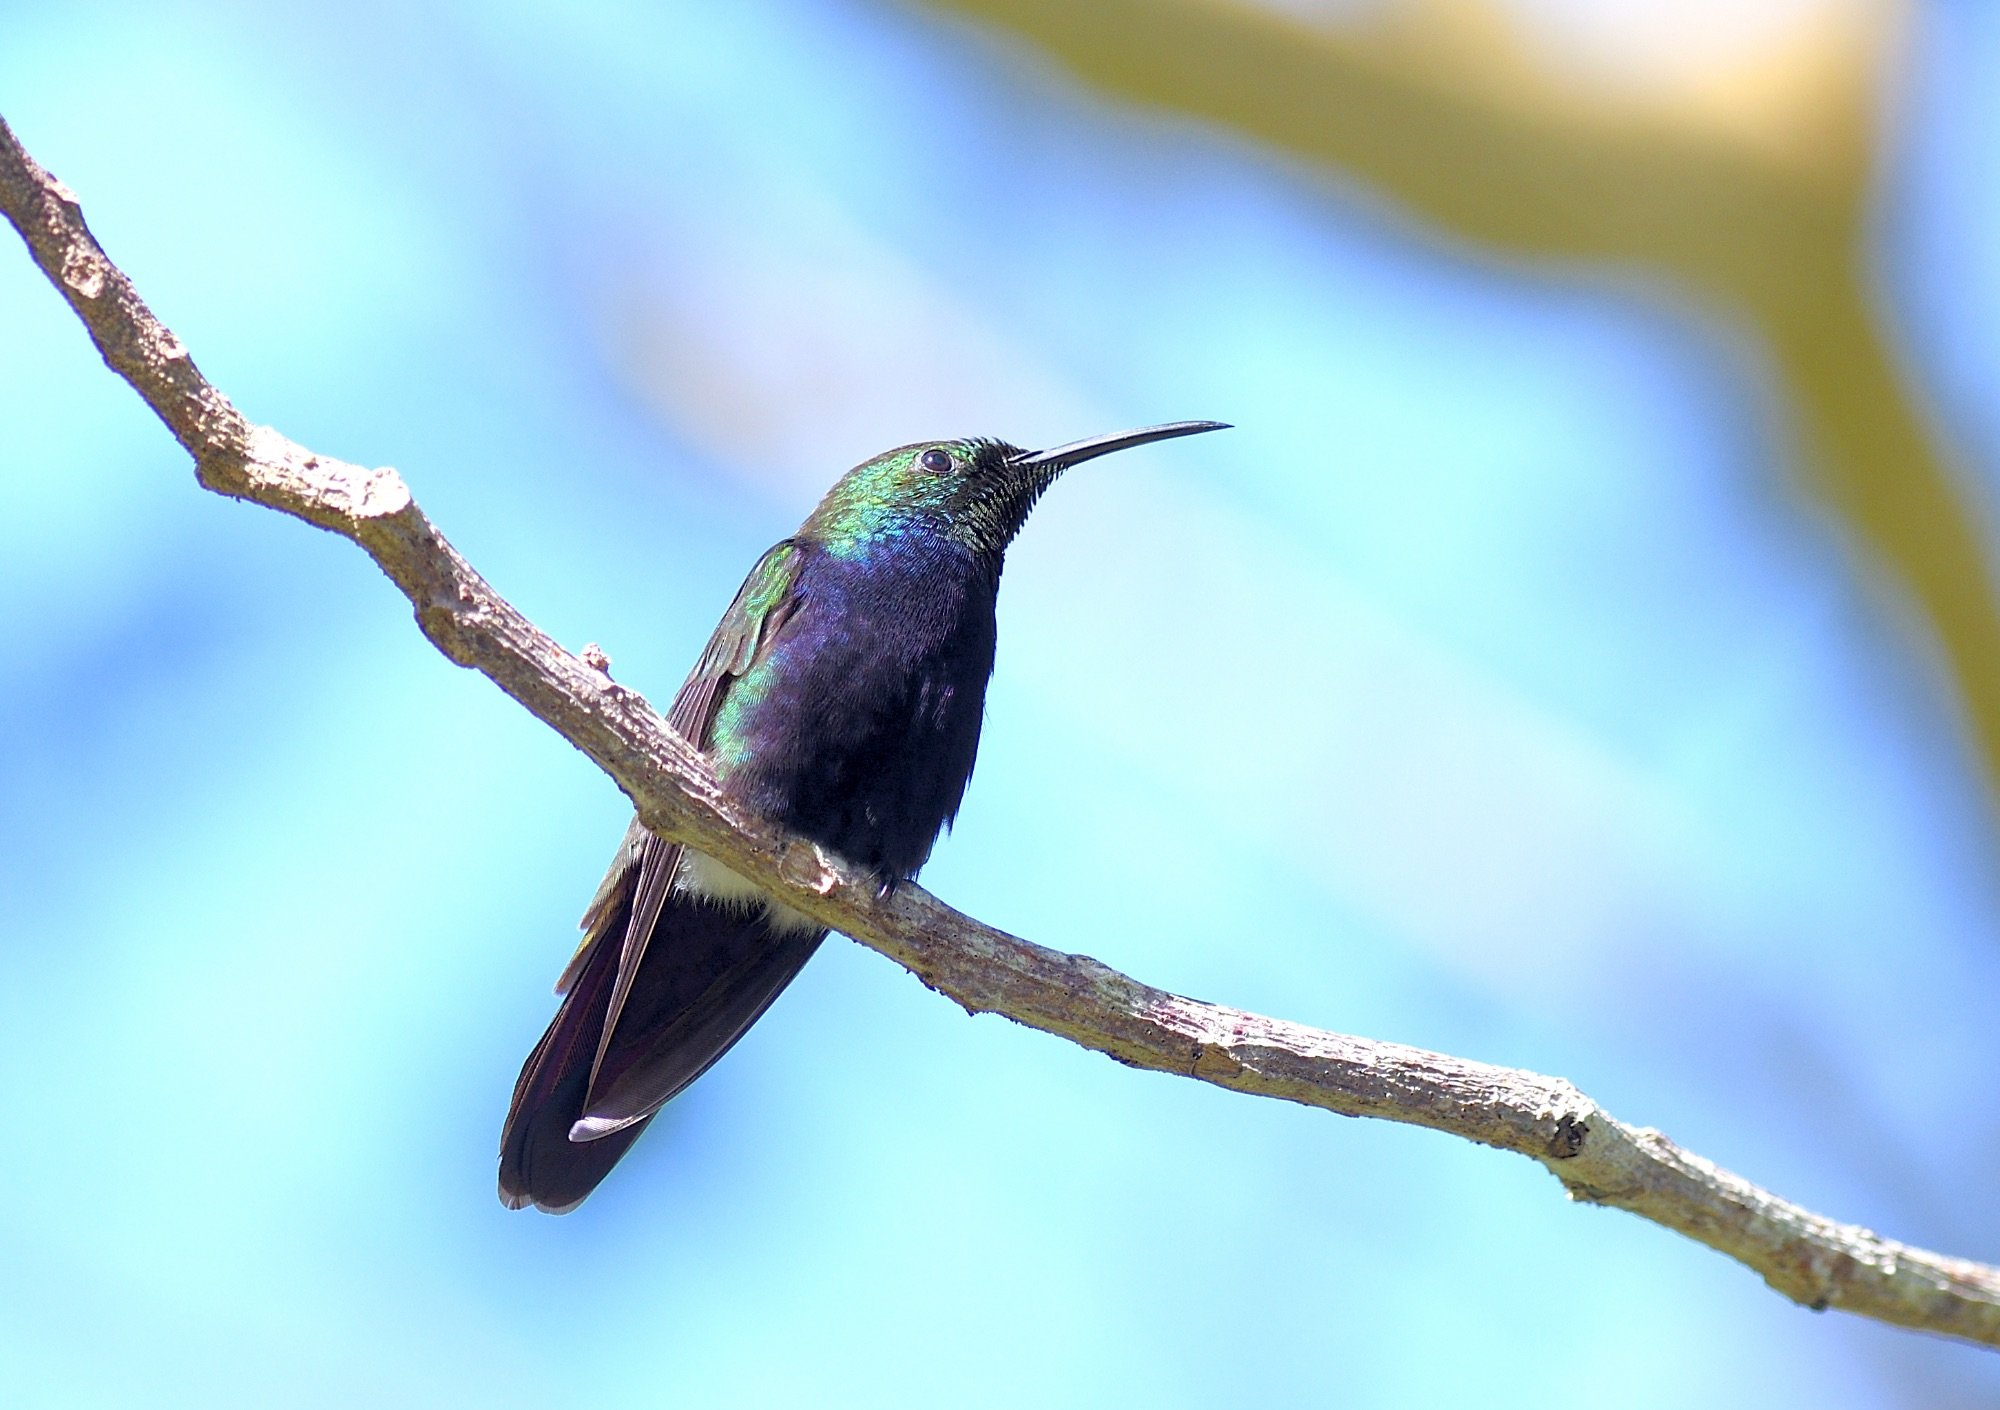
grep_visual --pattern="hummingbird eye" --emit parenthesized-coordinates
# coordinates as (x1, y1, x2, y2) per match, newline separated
(918, 448, 953, 475)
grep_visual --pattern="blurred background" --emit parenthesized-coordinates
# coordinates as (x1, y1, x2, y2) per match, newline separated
(4, 0, 1999, 1403)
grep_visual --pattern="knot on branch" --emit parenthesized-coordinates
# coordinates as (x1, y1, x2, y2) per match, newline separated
(59, 243, 104, 299)
(775, 837, 840, 898)
(241, 424, 413, 525)
(1548, 1113, 1589, 1160)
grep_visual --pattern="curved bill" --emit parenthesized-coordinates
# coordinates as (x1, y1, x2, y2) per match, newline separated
(1007, 420, 1229, 472)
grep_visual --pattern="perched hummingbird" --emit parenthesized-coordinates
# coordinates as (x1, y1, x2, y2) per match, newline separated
(499, 420, 1227, 1212)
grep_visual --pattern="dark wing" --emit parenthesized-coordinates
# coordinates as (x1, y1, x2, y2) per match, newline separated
(587, 538, 807, 1084)
(498, 541, 807, 1211)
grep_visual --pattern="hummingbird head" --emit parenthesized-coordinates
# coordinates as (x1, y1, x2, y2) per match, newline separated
(805, 421, 1229, 560)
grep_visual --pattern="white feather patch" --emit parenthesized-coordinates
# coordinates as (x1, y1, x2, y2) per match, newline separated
(675, 851, 823, 936)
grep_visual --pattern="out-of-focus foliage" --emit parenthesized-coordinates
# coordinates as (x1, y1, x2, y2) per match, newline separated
(933, 0, 2000, 815)
(1, 1, 1997, 1405)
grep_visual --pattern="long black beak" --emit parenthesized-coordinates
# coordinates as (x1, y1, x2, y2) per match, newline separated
(1007, 420, 1229, 472)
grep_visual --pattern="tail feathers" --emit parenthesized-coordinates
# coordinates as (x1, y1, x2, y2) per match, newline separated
(498, 916, 648, 1213)
(498, 890, 825, 1213)
(579, 909, 826, 1136)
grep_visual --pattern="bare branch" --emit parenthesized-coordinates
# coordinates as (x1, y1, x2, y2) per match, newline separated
(4, 112, 1996, 1350)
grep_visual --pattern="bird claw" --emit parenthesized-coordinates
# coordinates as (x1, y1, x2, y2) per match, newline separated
(875, 875, 900, 903)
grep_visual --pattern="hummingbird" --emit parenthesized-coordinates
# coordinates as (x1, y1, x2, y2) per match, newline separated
(498, 420, 1228, 1212)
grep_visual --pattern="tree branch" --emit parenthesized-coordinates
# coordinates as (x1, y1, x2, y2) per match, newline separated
(4, 112, 1996, 1350)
